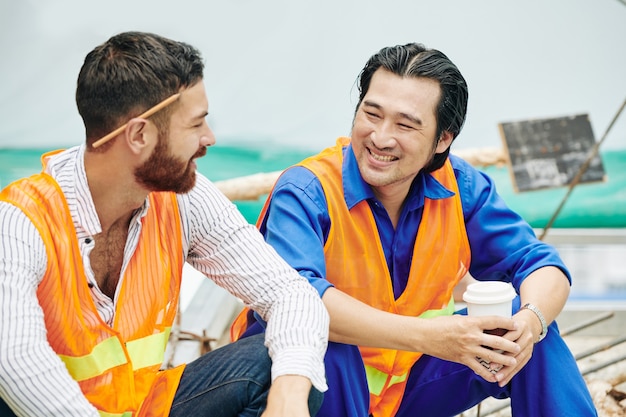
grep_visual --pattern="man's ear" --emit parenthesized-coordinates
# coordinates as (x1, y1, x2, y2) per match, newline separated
(436, 131, 454, 154)
(124, 118, 153, 154)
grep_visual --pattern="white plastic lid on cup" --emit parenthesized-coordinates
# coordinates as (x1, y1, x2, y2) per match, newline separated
(463, 281, 516, 304)
(462, 281, 516, 317)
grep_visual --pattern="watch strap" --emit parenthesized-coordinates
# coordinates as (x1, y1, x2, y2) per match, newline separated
(522, 303, 548, 343)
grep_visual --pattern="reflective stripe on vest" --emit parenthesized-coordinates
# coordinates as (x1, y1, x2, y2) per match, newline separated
(98, 410, 133, 417)
(364, 295, 455, 395)
(126, 328, 171, 370)
(365, 365, 408, 397)
(59, 328, 171, 381)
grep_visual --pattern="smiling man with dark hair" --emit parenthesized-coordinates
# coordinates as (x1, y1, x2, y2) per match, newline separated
(232, 42, 597, 417)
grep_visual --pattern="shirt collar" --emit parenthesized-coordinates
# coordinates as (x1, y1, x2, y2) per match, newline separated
(44, 144, 150, 237)
(341, 142, 455, 211)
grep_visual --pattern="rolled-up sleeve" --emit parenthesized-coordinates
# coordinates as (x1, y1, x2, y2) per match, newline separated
(181, 174, 329, 391)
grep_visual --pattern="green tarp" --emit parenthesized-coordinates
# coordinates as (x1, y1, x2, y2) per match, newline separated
(1, 147, 625, 228)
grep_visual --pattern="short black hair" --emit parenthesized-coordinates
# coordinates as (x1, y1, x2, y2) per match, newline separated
(76, 31, 205, 146)
(356, 43, 468, 172)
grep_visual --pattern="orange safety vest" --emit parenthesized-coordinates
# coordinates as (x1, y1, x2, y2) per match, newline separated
(232, 138, 471, 416)
(0, 151, 186, 417)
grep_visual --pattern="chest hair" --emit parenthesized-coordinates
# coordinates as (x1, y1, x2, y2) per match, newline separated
(89, 223, 129, 299)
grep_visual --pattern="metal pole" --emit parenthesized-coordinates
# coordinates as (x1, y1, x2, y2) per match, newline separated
(560, 312, 614, 337)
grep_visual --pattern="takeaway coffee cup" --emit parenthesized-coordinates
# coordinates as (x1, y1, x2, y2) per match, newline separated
(462, 281, 516, 319)
(463, 281, 517, 372)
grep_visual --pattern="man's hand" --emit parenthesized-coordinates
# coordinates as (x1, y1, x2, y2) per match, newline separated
(262, 375, 314, 417)
(420, 315, 520, 384)
(490, 308, 541, 386)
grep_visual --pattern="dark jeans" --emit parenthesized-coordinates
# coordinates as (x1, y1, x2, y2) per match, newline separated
(170, 333, 322, 416)
(0, 333, 322, 416)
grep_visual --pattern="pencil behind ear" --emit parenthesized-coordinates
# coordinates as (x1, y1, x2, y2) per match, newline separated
(92, 93, 180, 148)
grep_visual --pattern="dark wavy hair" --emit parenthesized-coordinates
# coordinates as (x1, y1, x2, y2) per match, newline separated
(76, 31, 204, 148)
(356, 43, 468, 172)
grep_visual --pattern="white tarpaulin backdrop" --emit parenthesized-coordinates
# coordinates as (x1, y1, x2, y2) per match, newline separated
(1, 0, 625, 152)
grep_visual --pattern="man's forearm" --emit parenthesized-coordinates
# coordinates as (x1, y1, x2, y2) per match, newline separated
(519, 266, 570, 325)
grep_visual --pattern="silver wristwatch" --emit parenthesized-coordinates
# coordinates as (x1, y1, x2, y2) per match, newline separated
(522, 303, 548, 343)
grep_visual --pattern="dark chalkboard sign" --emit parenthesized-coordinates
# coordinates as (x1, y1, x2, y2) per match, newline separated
(498, 114, 606, 192)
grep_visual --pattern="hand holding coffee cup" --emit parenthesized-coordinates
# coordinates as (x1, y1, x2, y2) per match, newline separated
(462, 281, 516, 373)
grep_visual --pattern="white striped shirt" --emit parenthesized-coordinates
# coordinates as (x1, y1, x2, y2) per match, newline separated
(0, 145, 328, 416)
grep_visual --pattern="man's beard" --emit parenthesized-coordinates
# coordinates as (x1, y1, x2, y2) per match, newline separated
(134, 133, 206, 194)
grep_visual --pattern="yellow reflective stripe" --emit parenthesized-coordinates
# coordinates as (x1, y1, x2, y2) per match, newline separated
(98, 410, 133, 417)
(126, 327, 171, 370)
(418, 295, 455, 319)
(364, 365, 387, 396)
(58, 328, 170, 381)
(362, 298, 454, 396)
(389, 372, 407, 386)
(58, 336, 127, 381)
(364, 365, 408, 396)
